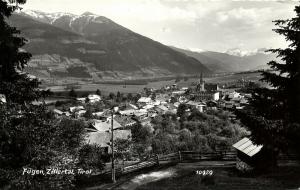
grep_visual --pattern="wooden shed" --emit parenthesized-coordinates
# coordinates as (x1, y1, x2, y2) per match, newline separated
(232, 137, 264, 172)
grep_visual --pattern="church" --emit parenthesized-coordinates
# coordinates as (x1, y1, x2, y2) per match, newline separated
(190, 73, 220, 101)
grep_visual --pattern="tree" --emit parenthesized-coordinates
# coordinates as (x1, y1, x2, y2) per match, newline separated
(170, 96, 176, 104)
(83, 108, 94, 119)
(114, 138, 132, 166)
(116, 91, 122, 102)
(77, 144, 105, 171)
(144, 88, 152, 97)
(0, 0, 47, 104)
(0, 1, 87, 188)
(0, 105, 86, 189)
(96, 89, 101, 96)
(133, 93, 141, 103)
(127, 93, 133, 101)
(177, 103, 187, 118)
(109, 92, 115, 100)
(151, 92, 156, 101)
(236, 4, 300, 160)
(69, 88, 77, 98)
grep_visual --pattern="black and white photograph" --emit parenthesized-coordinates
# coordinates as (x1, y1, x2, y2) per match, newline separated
(0, 0, 300, 189)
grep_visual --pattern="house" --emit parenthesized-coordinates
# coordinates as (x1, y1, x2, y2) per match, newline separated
(86, 130, 132, 153)
(88, 94, 101, 103)
(174, 102, 180, 108)
(114, 115, 137, 128)
(119, 109, 136, 116)
(240, 98, 249, 105)
(133, 109, 148, 117)
(192, 91, 220, 101)
(228, 92, 241, 99)
(76, 110, 87, 117)
(92, 111, 104, 117)
(181, 87, 189, 91)
(155, 105, 169, 114)
(76, 97, 86, 103)
(171, 84, 177, 89)
(138, 97, 152, 104)
(143, 104, 155, 110)
(53, 109, 64, 116)
(186, 101, 206, 113)
(128, 103, 138, 110)
(53, 109, 71, 117)
(172, 91, 185, 96)
(70, 106, 84, 113)
(233, 137, 265, 172)
(92, 118, 123, 132)
(0, 94, 6, 103)
(153, 100, 161, 106)
(156, 94, 170, 104)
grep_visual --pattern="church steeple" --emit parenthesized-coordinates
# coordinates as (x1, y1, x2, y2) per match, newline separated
(200, 72, 204, 84)
(199, 72, 205, 91)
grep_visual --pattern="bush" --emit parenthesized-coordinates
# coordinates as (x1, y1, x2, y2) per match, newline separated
(77, 144, 106, 171)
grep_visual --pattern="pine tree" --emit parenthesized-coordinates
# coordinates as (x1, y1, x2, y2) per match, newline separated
(237, 4, 300, 159)
(0, 0, 44, 104)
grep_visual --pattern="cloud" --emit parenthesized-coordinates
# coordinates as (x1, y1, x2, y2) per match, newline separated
(22, 0, 298, 52)
(216, 7, 272, 30)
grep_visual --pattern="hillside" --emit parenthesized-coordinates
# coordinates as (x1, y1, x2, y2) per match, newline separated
(171, 47, 278, 73)
(8, 11, 210, 81)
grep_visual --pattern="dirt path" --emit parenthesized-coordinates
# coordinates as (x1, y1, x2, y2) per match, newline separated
(116, 168, 177, 190)
(84, 161, 235, 190)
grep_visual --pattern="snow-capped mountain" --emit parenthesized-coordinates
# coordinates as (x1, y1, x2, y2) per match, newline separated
(171, 46, 278, 72)
(225, 48, 270, 57)
(8, 10, 210, 80)
(20, 10, 118, 35)
(21, 9, 75, 24)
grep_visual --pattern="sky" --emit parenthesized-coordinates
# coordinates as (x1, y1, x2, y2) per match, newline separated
(22, 0, 299, 53)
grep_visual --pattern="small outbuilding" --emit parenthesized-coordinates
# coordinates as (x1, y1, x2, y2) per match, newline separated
(233, 137, 264, 172)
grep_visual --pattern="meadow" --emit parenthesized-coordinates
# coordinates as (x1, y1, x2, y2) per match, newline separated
(45, 71, 264, 95)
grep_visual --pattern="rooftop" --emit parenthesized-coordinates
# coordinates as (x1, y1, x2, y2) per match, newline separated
(233, 137, 263, 157)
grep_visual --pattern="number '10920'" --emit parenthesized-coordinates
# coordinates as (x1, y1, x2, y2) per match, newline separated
(196, 170, 213, 176)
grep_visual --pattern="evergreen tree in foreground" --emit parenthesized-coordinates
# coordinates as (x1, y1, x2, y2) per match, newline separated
(237, 4, 300, 161)
(0, 0, 45, 104)
(0, 1, 86, 188)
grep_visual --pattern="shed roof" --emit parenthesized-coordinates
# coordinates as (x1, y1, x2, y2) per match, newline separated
(232, 137, 263, 157)
(93, 118, 122, 132)
(86, 130, 131, 147)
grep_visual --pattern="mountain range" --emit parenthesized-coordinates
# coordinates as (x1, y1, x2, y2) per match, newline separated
(171, 47, 277, 73)
(9, 10, 210, 81)
(9, 10, 278, 82)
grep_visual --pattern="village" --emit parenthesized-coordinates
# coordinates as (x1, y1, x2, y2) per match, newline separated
(49, 74, 259, 172)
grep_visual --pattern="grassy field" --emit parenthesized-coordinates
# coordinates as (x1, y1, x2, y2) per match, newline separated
(44, 71, 265, 95)
(131, 163, 300, 190)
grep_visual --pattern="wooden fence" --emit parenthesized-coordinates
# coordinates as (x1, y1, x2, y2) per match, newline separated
(158, 150, 237, 162)
(95, 150, 298, 179)
(97, 150, 237, 178)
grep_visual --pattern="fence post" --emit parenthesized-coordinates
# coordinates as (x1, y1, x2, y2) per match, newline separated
(178, 151, 182, 162)
(156, 154, 159, 165)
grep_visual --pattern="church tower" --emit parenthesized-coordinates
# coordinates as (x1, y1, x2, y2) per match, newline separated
(200, 72, 205, 91)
